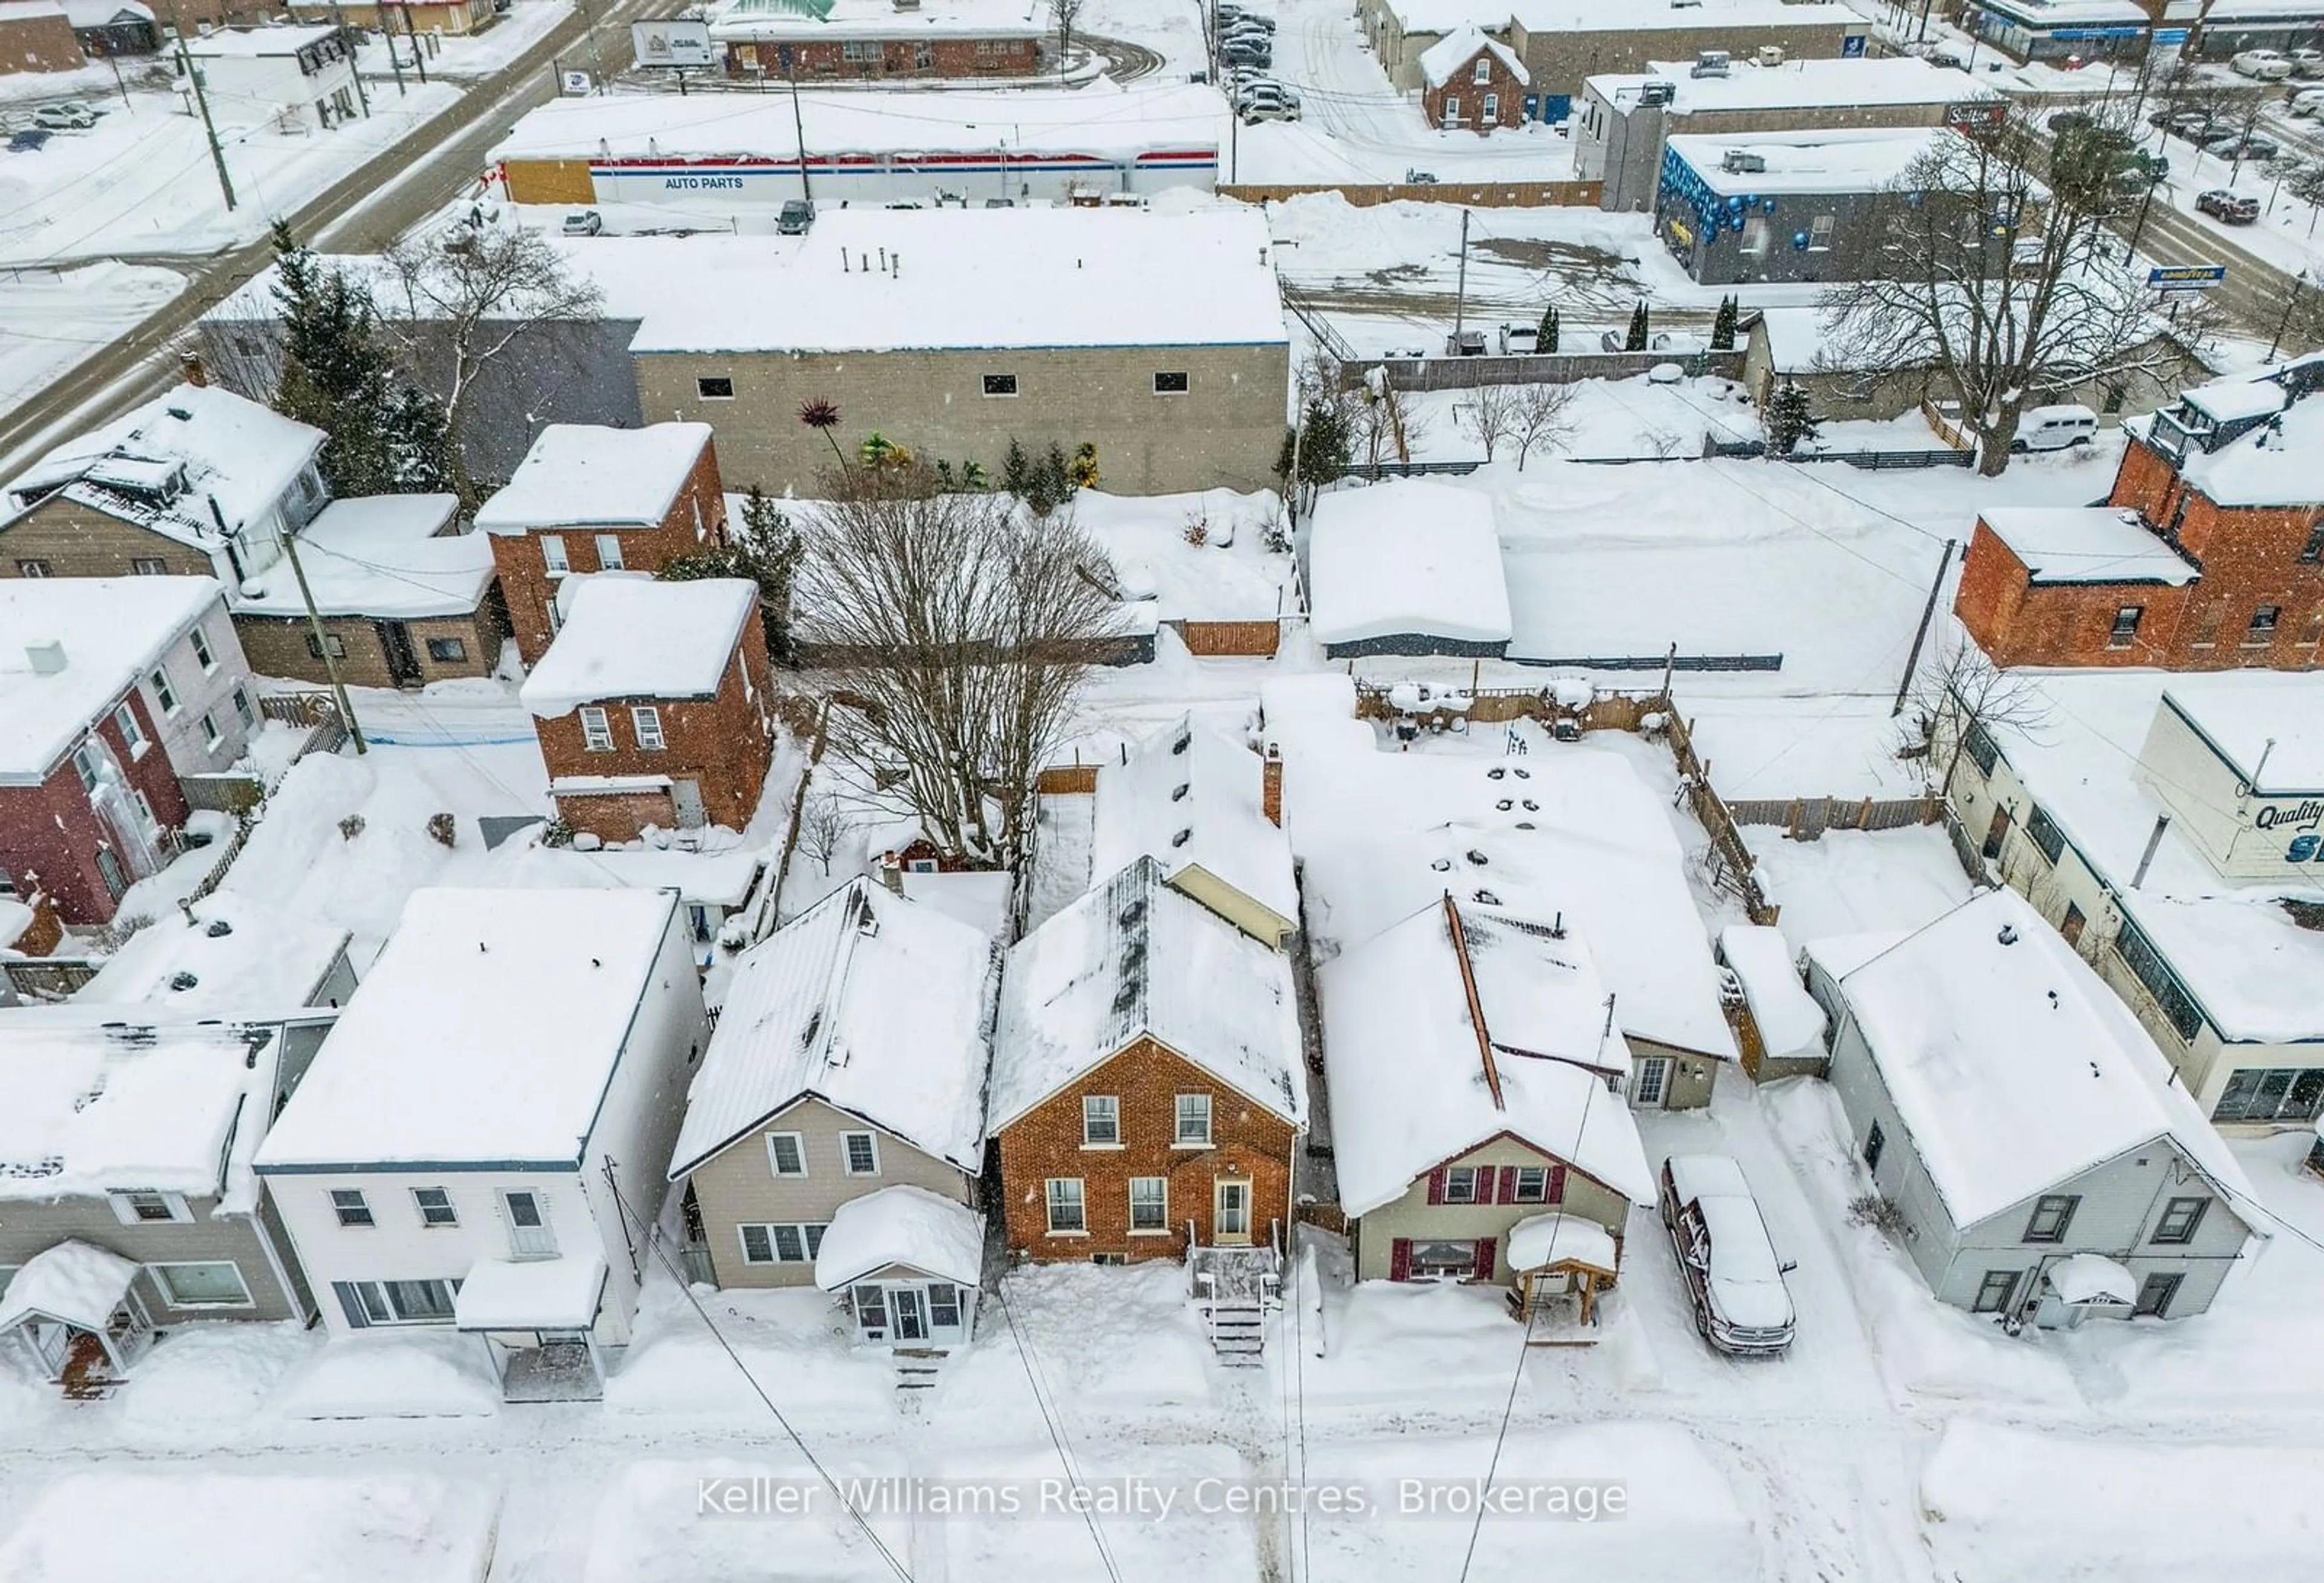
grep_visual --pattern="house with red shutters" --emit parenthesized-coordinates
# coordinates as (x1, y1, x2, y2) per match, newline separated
(1318, 896, 1655, 1294)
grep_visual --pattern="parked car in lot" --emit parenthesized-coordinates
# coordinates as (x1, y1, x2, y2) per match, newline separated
(1221, 41, 1272, 67)
(1240, 96, 1301, 123)
(560, 209, 602, 237)
(1449, 329, 1487, 356)
(2292, 87, 2324, 116)
(1660, 1155, 1796, 1357)
(2233, 48, 2294, 79)
(2009, 402, 2098, 451)
(1405, 167, 1439, 183)
(2225, 133, 2280, 160)
(6, 128, 50, 152)
(31, 102, 97, 130)
(1499, 323, 1539, 355)
(777, 198, 815, 234)
(1384, 346, 1428, 360)
(2197, 188, 2261, 223)
(2047, 108, 2094, 134)
(1235, 77, 1299, 107)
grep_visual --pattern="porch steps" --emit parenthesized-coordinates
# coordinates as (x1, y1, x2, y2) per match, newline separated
(1206, 1302, 1268, 1367)
(895, 1348, 950, 1392)
(59, 1332, 116, 1401)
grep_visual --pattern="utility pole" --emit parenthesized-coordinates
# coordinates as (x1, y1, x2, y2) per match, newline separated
(2268, 272, 2307, 361)
(1452, 208, 1471, 345)
(176, 31, 236, 213)
(384, 18, 406, 95)
(576, 0, 606, 89)
(333, 9, 371, 119)
(276, 527, 367, 755)
(1892, 537, 1957, 716)
(784, 45, 811, 202)
(104, 47, 131, 111)
(404, 2, 428, 85)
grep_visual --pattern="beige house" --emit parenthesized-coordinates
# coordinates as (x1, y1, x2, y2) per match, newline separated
(1090, 713, 1296, 948)
(667, 880, 997, 1319)
(1319, 896, 1655, 1294)
(626, 208, 1288, 499)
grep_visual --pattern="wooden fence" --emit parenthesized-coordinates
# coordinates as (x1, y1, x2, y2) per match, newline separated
(1351, 682, 1664, 731)
(1664, 710, 1779, 927)
(180, 772, 265, 816)
(2, 957, 100, 1000)
(1359, 348, 1747, 393)
(1919, 398, 1975, 454)
(1726, 796, 1944, 839)
(1222, 179, 1602, 208)
(257, 691, 338, 729)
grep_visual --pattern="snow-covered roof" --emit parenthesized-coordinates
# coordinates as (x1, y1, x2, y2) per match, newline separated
(668, 880, 994, 1179)
(481, 837, 768, 908)
(490, 81, 1224, 165)
(0, 1017, 282, 1205)
(0, 1242, 139, 1335)
(2114, 891, 2324, 1046)
(3, 384, 321, 553)
(1420, 24, 1529, 87)
(1506, 0, 1861, 32)
(74, 895, 349, 1013)
(2142, 357, 2324, 508)
(708, 0, 1049, 42)
(1669, 127, 1947, 196)
(520, 575, 757, 715)
(1590, 56, 1961, 114)
(61, 0, 153, 24)
(234, 495, 491, 620)
(473, 423, 711, 534)
(1978, 506, 2199, 588)
(813, 1184, 985, 1291)
(254, 888, 683, 1170)
(1802, 929, 1908, 984)
(1321, 897, 1653, 1218)
(990, 857, 1304, 1130)
(455, 1251, 606, 1331)
(0, 0, 68, 19)
(0, 575, 226, 783)
(899, 870, 1013, 939)
(2047, 1251, 2136, 1306)
(1091, 713, 1298, 933)
(626, 209, 1287, 356)
(1717, 923, 1824, 1061)
(185, 22, 340, 53)
(1506, 1210, 1619, 1274)
(2158, 685, 2324, 794)
(1836, 888, 2257, 1231)
(1307, 480, 1512, 649)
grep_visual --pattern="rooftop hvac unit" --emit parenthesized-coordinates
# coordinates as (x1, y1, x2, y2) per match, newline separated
(1756, 44, 1785, 66)
(1691, 48, 1730, 77)
(1638, 79, 1676, 106)
(1721, 149, 1768, 172)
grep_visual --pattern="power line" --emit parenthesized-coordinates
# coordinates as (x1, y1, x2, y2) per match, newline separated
(991, 1285, 1126, 1583)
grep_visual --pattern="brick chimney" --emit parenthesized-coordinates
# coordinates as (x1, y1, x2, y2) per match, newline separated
(878, 850, 905, 895)
(1261, 745, 1283, 827)
(179, 350, 208, 388)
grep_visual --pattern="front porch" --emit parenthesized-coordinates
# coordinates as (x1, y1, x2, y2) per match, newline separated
(1188, 1224, 1283, 1365)
(454, 1251, 609, 1403)
(0, 1242, 154, 1398)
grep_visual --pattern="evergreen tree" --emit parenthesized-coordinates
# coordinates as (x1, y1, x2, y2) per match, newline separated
(1002, 437, 1033, 499)
(381, 385, 455, 493)
(1274, 393, 1352, 514)
(1623, 300, 1650, 352)
(1710, 294, 1739, 351)
(1538, 304, 1560, 353)
(660, 485, 806, 661)
(1765, 381, 1821, 456)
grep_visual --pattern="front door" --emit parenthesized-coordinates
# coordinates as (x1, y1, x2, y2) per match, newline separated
(504, 1190, 557, 1259)
(1634, 1055, 1672, 1108)
(1214, 1179, 1252, 1245)
(672, 778, 708, 830)
(2133, 1272, 2182, 1318)
(375, 620, 423, 687)
(893, 1286, 928, 1342)
(1982, 805, 2012, 860)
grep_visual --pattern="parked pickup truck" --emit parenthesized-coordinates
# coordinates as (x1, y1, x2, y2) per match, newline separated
(1661, 1154, 1796, 1356)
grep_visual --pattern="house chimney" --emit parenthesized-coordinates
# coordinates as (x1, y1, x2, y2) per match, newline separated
(878, 850, 905, 896)
(1261, 745, 1283, 827)
(179, 350, 209, 388)
(25, 641, 65, 675)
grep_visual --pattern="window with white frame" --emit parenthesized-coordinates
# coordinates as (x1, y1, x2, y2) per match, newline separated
(413, 1187, 458, 1227)
(1175, 1093, 1212, 1145)
(1509, 1165, 1550, 1202)
(1808, 214, 1836, 251)
(151, 1260, 252, 1307)
(232, 684, 255, 727)
(191, 624, 217, 672)
(131, 557, 168, 576)
(631, 706, 666, 751)
(108, 1190, 189, 1224)
(334, 1277, 459, 1326)
(766, 1132, 807, 1176)
(148, 664, 177, 716)
(1472, 55, 1491, 82)
(1129, 1176, 1168, 1232)
(331, 1188, 376, 1227)
(200, 712, 222, 751)
(580, 706, 614, 752)
(541, 534, 570, 574)
(1442, 1165, 1482, 1204)
(1046, 1178, 1086, 1233)
(112, 701, 145, 753)
(1083, 1094, 1120, 1145)
(594, 534, 625, 570)
(738, 1222, 827, 1263)
(841, 1131, 881, 1176)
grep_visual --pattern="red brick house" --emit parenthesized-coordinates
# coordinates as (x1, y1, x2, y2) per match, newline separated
(1419, 24, 1529, 134)
(712, 0, 1047, 82)
(989, 857, 1305, 1268)
(473, 422, 727, 666)
(519, 575, 776, 842)
(0, 578, 258, 926)
(0, 1, 85, 74)
(1957, 357, 2324, 671)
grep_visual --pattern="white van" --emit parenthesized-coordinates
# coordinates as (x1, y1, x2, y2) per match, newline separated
(2011, 403, 2098, 452)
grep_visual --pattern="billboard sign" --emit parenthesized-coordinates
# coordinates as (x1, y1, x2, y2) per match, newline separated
(1945, 99, 2007, 132)
(632, 18, 715, 69)
(2148, 263, 2227, 290)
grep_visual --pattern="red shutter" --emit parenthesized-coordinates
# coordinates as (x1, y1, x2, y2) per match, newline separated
(1390, 1237, 1413, 1280)
(1498, 1165, 1520, 1204)
(1548, 1165, 1567, 1204)
(1472, 1237, 1497, 1282)
(1426, 1168, 1448, 1205)
(1471, 1167, 1494, 1206)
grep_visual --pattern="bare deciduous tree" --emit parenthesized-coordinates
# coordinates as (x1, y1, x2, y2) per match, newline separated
(793, 464, 1119, 870)
(1054, 0, 1083, 61)
(381, 228, 602, 506)
(1508, 383, 1578, 470)
(796, 783, 850, 877)
(1459, 382, 1521, 461)
(1819, 102, 2178, 474)
(1907, 634, 2053, 797)
(1353, 369, 1428, 474)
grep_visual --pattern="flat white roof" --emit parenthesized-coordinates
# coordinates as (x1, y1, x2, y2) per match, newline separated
(1383, 0, 1861, 34)
(522, 575, 756, 715)
(254, 888, 681, 1170)
(474, 423, 710, 533)
(2160, 684, 2324, 793)
(0, 576, 223, 782)
(76, 894, 349, 1013)
(455, 1250, 606, 1331)
(186, 22, 341, 53)
(626, 209, 1286, 356)
(707, 0, 1048, 41)
(1979, 506, 2199, 588)
(235, 494, 491, 620)
(1307, 480, 1512, 647)
(1669, 126, 1945, 195)
(1590, 56, 1966, 114)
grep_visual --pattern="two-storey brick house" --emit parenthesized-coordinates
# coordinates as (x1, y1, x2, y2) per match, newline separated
(519, 575, 776, 842)
(1957, 355, 2324, 672)
(1420, 24, 1531, 133)
(990, 857, 1305, 1266)
(472, 422, 726, 666)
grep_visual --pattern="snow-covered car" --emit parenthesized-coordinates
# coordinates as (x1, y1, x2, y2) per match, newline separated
(1240, 97, 1300, 123)
(560, 209, 603, 237)
(1405, 167, 1439, 183)
(2293, 87, 2324, 116)
(2228, 132, 2281, 159)
(1219, 41, 1272, 67)
(1660, 1155, 1796, 1357)
(2197, 188, 2260, 223)
(1234, 78, 1299, 107)
(2232, 48, 2294, 79)
(30, 103, 96, 130)
(1499, 323, 1539, 354)
(2009, 403, 2098, 451)
(2290, 46, 2324, 75)
(6, 128, 50, 152)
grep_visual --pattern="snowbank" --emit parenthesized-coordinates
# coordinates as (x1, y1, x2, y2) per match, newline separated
(271, 1331, 503, 1419)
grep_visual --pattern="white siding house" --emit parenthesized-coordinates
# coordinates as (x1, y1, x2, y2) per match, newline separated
(254, 888, 708, 1400)
(185, 25, 362, 133)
